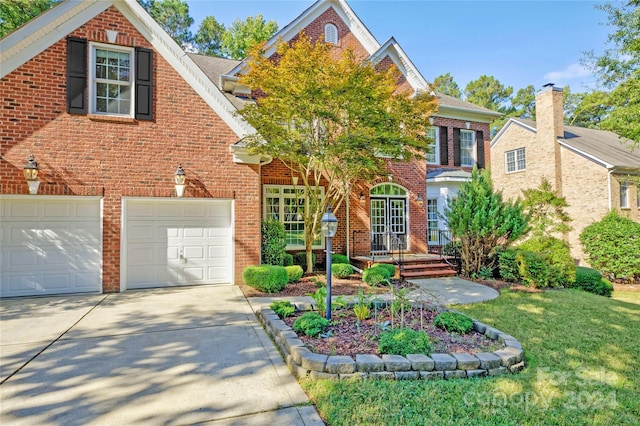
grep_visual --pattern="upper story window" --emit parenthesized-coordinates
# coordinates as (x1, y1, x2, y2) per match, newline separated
(324, 24, 338, 44)
(426, 127, 439, 164)
(91, 43, 134, 116)
(505, 148, 526, 173)
(620, 181, 629, 208)
(460, 129, 475, 167)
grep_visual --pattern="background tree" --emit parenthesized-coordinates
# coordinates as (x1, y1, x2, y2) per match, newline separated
(464, 75, 513, 112)
(584, 0, 640, 146)
(510, 85, 536, 119)
(238, 35, 437, 272)
(221, 14, 278, 59)
(138, 0, 193, 48)
(521, 178, 572, 238)
(0, 0, 59, 37)
(564, 89, 612, 127)
(432, 73, 462, 98)
(444, 168, 529, 277)
(194, 16, 226, 56)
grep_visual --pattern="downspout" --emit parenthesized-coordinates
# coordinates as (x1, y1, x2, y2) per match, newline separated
(346, 183, 350, 260)
(608, 168, 614, 212)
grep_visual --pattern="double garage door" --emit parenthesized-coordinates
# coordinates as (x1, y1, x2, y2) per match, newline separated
(0, 197, 233, 297)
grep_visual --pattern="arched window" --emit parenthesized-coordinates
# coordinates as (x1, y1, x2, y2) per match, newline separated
(324, 23, 338, 44)
(370, 183, 407, 197)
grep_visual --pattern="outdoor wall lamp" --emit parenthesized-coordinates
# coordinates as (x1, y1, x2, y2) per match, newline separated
(465, 121, 471, 129)
(321, 206, 338, 320)
(429, 117, 434, 125)
(23, 154, 40, 195)
(292, 176, 299, 186)
(174, 164, 186, 197)
(359, 192, 365, 206)
(415, 194, 424, 207)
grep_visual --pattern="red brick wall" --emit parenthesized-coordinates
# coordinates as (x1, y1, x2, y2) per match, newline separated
(1, 6, 260, 290)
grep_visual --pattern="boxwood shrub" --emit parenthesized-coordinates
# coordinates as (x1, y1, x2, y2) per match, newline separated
(378, 327, 432, 356)
(292, 312, 330, 337)
(282, 253, 294, 267)
(242, 265, 288, 293)
(285, 265, 304, 283)
(331, 263, 353, 278)
(572, 266, 613, 297)
(371, 263, 397, 278)
(363, 265, 391, 286)
(331, 254, 350, 264)
(434, 311, 474, 334)
(294, 252, 316, 271)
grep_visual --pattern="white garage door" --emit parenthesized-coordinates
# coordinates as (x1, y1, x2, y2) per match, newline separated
(0, 196, 102, 298)
(123, 199, 233, 289)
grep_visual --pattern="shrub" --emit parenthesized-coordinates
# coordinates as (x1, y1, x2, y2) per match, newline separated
(518, 236, 575, 286)
(285, 265, 304, 283)
(371, 263, 397, 278)
(242, 265, 288, 293)
(292, 312, 330, 337)
(282, 253, 294, 267)
(332, 263, 353, 278)
(572, 266, 613, 297)
(378, 327, 432, 356)
(580, 212, 640, 281)
(331, 254, 350, 264)
(270, 300, 295, 318)
(497, 247, 521, 282)
(363, 265, 391, 286)
(515, 250, 551, 288)
(434, 312, 474, 334)
(294, 252, 316, 271)
(261, 220, 286, 266)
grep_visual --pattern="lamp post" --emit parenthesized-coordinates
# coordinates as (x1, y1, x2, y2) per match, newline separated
(23, 154, 39, 195)
(321, 206, 338, 320)
(174, 164, 186, 197)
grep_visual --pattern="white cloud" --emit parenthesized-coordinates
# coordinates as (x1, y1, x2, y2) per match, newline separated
(544, 63, 591, 83)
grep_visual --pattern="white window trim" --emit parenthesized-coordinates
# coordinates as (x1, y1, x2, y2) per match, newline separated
(426, 126, 439, 165)
(324, 23, 338, 44)
(89, 42, 135, 118)
(505, 147, 526, 173)
(460, 129, 475, 167)
(263, 184, 325, 250)
(620, 182, 629, 209)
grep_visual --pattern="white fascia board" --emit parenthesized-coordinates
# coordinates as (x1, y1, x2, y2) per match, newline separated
(427, 176, 471, 184)
(227, 0, 381, 77)
(1, 0, 111, 78)
(114, 1, 256, 139)
(490, 118, 536, 148)
(436, 106, 501, 124)
(368, 37, 430, 93)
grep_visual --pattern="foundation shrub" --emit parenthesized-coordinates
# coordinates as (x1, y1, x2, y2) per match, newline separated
(242, 265, 288, 293)
(285, 265, 304, 283)
(294, 252, 316, 271)
(363, 265, 391, 286)
(282, 253, 294, 267)
(497, 247, 521, 282)
(331, 254, 350, 264)
(331, 263, 353, 278)
(261, 220, 287, 266)
(571, 266, 613, 297)
(371, 263, 397, 278)
(518, 236, 575, 286)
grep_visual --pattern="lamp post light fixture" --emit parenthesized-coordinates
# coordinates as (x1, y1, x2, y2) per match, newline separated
(174, 164, 186, 197)
(23, 154, 40, 195)
(321, 206, 338, 320)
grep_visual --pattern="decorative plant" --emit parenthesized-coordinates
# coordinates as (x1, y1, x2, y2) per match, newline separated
(292, 312, 330, 337)
(270, 300, 295, 318)
(434, 311, 474, 334)
(307, 285, 327, 316)
(353, 289, 371, 321)
(378, 327, 432, 356)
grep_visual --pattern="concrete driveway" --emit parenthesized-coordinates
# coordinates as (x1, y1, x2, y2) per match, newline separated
(0, 285, 323, 425)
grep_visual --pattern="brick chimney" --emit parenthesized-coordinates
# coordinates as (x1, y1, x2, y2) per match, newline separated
(535, 83, 564, 191)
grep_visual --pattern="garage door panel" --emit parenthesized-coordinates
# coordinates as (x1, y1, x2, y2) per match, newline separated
(7, 201, 39, 217)
(157, 203, 181, 217)
(183, 246, 205, 260)
(5, 248, 39, 268)
(44, 202, 71, 217)
(183, 227, 206, 238)
(183, 203, 206, 217)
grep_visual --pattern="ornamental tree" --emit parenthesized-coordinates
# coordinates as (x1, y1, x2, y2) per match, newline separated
(238, 34, 437, 272)
(444, 168, 529, 277)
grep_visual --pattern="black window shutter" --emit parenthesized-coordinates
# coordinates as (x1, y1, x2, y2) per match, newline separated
(66, 37, 87, 114)
(439, 126, 448, 166)
(453, 128, 461, 167)
(476, 130, 485, 169)
(135, 47, 153, 120)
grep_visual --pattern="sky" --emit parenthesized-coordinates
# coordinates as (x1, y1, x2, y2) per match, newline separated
(185, 0, 613, 95)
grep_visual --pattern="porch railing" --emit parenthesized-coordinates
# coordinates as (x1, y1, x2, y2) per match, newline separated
(433, 229, 461, 274)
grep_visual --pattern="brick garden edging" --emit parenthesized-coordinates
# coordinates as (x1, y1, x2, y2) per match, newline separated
(257, 307, 525, 380)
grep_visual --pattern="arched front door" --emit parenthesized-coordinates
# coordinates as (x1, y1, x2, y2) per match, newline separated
(370, 183, 408, 254)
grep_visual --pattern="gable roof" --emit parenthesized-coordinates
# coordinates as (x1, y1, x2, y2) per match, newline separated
(0, 0, 255, 139)
(492, 117, 640, 170)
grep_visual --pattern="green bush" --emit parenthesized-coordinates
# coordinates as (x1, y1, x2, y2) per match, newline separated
(434, 312, 474, 334)
(363, 265, 391, 286)
(294, 252, 316, 271)
(270, 300, 295, 318)
(518, 236, 575, 286)
(331, 254, 349, 264)
(497, 248, 521, 282)
(282, 253, 294, 267)
(292, 312, 330, 337)
(371, 263, 397, 278)
(261, 220, 287, 266)
(331, 263, 353, 278)
(285, 265, 304, 283)
(515, 250, 554, 288)
(572, 266, 613, 297)
(378, 327, 432, 356)
(580, 212, 640, 281)
(242, 265, 288, 293)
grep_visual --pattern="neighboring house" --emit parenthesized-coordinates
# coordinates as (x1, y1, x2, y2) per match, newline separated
(491, 84, 640, 263)
(0, 0, 263, 297)
(212, 0, 500, 261)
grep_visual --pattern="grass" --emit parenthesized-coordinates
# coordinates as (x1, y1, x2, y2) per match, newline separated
(301, 289, 640, 425)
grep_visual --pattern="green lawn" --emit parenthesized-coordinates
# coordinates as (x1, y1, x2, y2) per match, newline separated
(302, 289, 640, 425)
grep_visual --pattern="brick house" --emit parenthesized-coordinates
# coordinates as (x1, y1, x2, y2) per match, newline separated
(205, 0, 500, 266)
(0, 0, 262, 297)
(490, 84, 640, 263)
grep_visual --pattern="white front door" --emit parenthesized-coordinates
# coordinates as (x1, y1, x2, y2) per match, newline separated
(370, 197, 407, 254)
(0, 196, 102, 297)
(123, 199, 233, 289)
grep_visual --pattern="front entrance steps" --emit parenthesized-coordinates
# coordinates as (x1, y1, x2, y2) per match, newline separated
(351, 254, 457, 279)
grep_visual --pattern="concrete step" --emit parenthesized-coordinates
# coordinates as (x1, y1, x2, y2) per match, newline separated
(401, 269, 457, 279)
